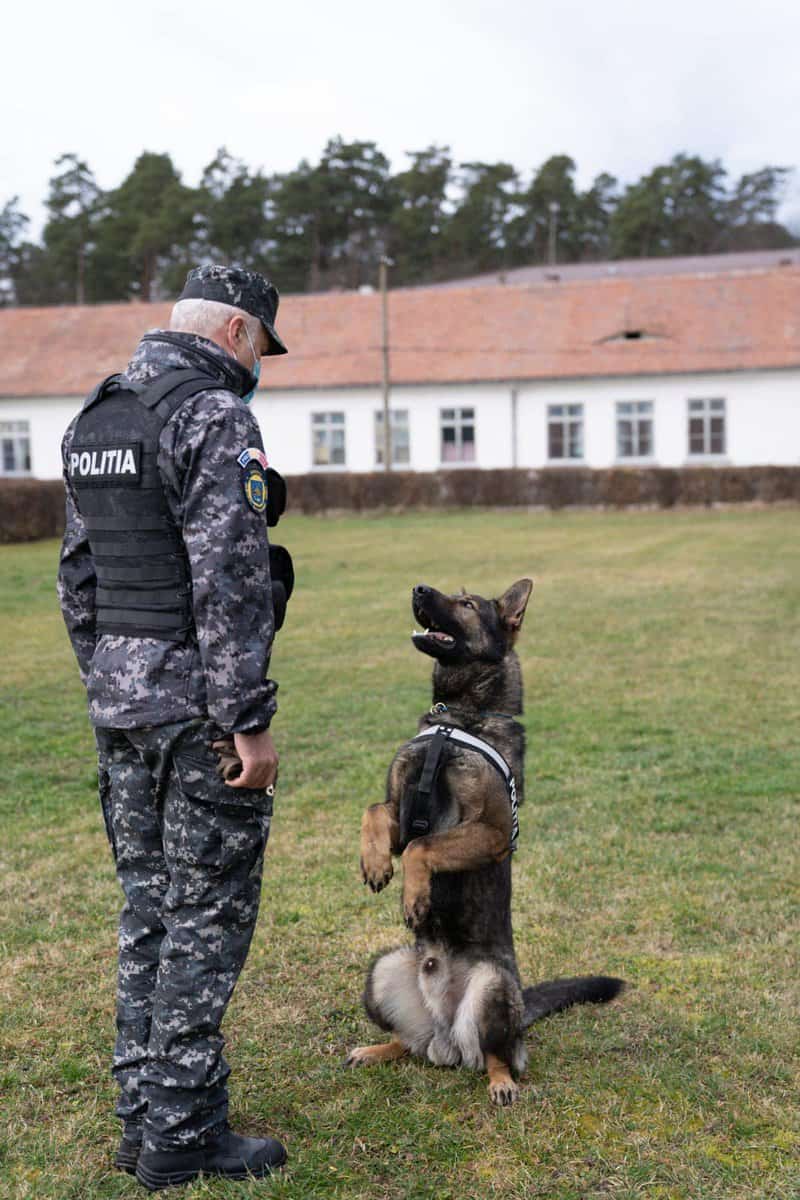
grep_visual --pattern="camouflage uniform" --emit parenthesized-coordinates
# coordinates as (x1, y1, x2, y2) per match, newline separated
(58, 326, 278, 1152)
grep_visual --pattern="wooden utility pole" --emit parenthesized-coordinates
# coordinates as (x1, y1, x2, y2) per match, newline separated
(548, 201, 560, 266)
(379, 256, 394, 470)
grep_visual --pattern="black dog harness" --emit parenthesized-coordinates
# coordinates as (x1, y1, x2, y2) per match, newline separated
(407, 724, 519, 853)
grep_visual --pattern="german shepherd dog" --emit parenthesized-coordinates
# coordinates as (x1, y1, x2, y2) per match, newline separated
(346, 580, 623, 1105)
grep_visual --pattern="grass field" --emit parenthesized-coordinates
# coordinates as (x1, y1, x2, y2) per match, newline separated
(1, 507, 799, 1200)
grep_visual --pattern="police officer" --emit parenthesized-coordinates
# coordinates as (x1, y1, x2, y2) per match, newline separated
(58, 265, 290, 1189)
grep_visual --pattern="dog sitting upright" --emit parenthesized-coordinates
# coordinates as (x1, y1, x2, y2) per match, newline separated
(346, 580, 623, 1105)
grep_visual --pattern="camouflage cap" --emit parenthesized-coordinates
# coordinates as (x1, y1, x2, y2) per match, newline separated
(179, 265, 288, 356)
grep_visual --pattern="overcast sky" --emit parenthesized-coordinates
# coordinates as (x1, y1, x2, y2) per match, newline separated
(3, 0, 799, 238)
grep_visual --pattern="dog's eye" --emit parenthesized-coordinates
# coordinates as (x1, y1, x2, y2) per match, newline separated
(460, 599, 475, 610)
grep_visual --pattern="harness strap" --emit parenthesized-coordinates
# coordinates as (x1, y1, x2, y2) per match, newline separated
(81, 374, 130, 412)
(135, 368, 202, 406)
(413, 724, 520, 852)
(137, 370, 223, 424)
(408, 726, 449, 839)
(84, 368, 220, 422)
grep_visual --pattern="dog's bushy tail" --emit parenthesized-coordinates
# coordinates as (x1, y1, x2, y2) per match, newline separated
(522, 976, 625, 1028)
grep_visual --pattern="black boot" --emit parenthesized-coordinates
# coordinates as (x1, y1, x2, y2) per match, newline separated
(114, 1129, 142, 1175)
(136, 1124, 287, 1191)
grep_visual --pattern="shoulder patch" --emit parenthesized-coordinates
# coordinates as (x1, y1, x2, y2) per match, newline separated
(243, 464, 267, 513)
(237, 447, 269, 470)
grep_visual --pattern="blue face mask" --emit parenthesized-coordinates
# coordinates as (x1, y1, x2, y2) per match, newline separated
(241, 325, 261, 404)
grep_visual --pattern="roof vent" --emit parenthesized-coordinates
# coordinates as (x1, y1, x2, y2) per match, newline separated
(597, 328, 667, 345)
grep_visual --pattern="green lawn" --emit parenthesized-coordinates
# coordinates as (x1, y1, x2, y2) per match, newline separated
(1, 507, 799, 1200)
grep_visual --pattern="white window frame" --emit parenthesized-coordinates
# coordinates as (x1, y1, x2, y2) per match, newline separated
(0, 419, 32, 476)
(311, 411, 346, 469)
(687, 398, 726, 458)
(439, 407, 476, 466)
(374, 409, 410, 466)
(547, 404, 584, 461)
(616, 400, 655, 461)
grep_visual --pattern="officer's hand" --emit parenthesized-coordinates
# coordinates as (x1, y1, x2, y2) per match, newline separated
(228, 729, 279, 791)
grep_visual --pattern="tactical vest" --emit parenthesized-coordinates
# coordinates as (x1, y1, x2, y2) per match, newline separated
(69, 368, 231, 642)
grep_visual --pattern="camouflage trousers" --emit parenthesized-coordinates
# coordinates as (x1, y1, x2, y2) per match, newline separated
(94, 718, 272, 1152)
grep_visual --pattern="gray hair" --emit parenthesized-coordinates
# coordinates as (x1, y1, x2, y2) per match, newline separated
(169, 297, 261, 342)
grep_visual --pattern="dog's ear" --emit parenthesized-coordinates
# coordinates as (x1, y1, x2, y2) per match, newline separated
(496, 579, 533, 636)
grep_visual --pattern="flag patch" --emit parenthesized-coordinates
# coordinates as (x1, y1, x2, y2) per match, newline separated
(237, 447, 269, 470)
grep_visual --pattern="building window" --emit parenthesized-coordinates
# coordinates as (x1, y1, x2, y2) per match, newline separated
(688, 398, 726, 456)
(0, 420, 31, 475)
(311, 412, 346, 467)
(375, 409, 410, 466)
(440, 408, 475, 463)
(616, 401, 654, 458)
(547, 404, 583, 459)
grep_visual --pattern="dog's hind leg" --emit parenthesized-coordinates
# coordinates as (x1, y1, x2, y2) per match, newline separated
(451, 962, 526, 1105)
(345, 1038, 408, 1067)
(486, 1053, 518, 1107)
(345, 946, 433, 1067)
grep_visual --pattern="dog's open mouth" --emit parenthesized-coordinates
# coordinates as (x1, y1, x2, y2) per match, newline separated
(411, 601, 458, 652)
(412, 624, 456, 647)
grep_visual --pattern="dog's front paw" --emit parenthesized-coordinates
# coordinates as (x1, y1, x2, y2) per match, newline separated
(401, 846, 431, 928)
(360, 851, 393, 893)
(402, 880, 431, 930)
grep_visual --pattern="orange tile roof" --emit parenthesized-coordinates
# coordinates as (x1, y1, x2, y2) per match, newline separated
(1, 266, 799, 398)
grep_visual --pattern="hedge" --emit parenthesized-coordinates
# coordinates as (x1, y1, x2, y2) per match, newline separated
(282, 466, 800, 514)
(0, 479, 67, 544)
(2, 467, 799, 544)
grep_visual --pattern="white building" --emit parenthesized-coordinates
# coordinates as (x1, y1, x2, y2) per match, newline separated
(1, 251, 798, 480)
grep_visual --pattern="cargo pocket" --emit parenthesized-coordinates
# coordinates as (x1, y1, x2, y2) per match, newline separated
(95, 736, 119, 862)
(217, 805, 270, 882)
(171, 760, 269, 880)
